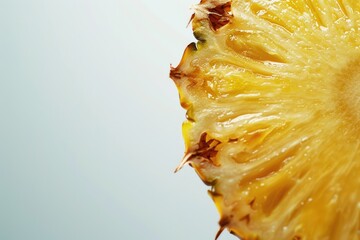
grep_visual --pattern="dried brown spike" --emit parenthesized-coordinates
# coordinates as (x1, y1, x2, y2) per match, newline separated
(207, 1, 232, 30)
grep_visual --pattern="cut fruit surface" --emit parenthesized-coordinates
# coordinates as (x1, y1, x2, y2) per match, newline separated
(170, 0, 360, 239)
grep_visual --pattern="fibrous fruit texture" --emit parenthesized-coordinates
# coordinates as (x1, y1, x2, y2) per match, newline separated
(170, 0, 360, 239)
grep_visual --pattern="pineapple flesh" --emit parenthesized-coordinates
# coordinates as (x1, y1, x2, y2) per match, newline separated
(170, 0, 360, 239)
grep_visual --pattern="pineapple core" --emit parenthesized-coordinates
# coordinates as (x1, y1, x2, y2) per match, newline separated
(171, 0, 360, 239)
(340, 62, 360, 123)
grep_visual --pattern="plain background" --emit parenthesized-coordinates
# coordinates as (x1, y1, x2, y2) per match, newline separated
(0, 0, 235, 239)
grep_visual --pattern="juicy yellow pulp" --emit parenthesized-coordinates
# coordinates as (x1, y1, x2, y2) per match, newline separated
(171, 0, 360, 239)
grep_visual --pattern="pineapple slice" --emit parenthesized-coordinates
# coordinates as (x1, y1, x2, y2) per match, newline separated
(170, 0, 360, 239)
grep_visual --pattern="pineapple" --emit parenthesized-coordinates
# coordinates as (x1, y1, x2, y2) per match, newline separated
(170, 0, 360, 239)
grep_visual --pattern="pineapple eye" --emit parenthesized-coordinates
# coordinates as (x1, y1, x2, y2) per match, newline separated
(171, 0, 360, 239)
(207, 1, 232, 31)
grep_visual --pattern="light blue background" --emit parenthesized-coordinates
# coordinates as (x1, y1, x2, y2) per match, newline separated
(0, 0, 235, 239)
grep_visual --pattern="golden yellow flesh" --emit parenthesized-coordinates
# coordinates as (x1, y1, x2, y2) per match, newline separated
(171, 0, 360, 239)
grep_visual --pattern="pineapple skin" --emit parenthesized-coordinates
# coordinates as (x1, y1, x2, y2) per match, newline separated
(171, 0, 360, 239)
